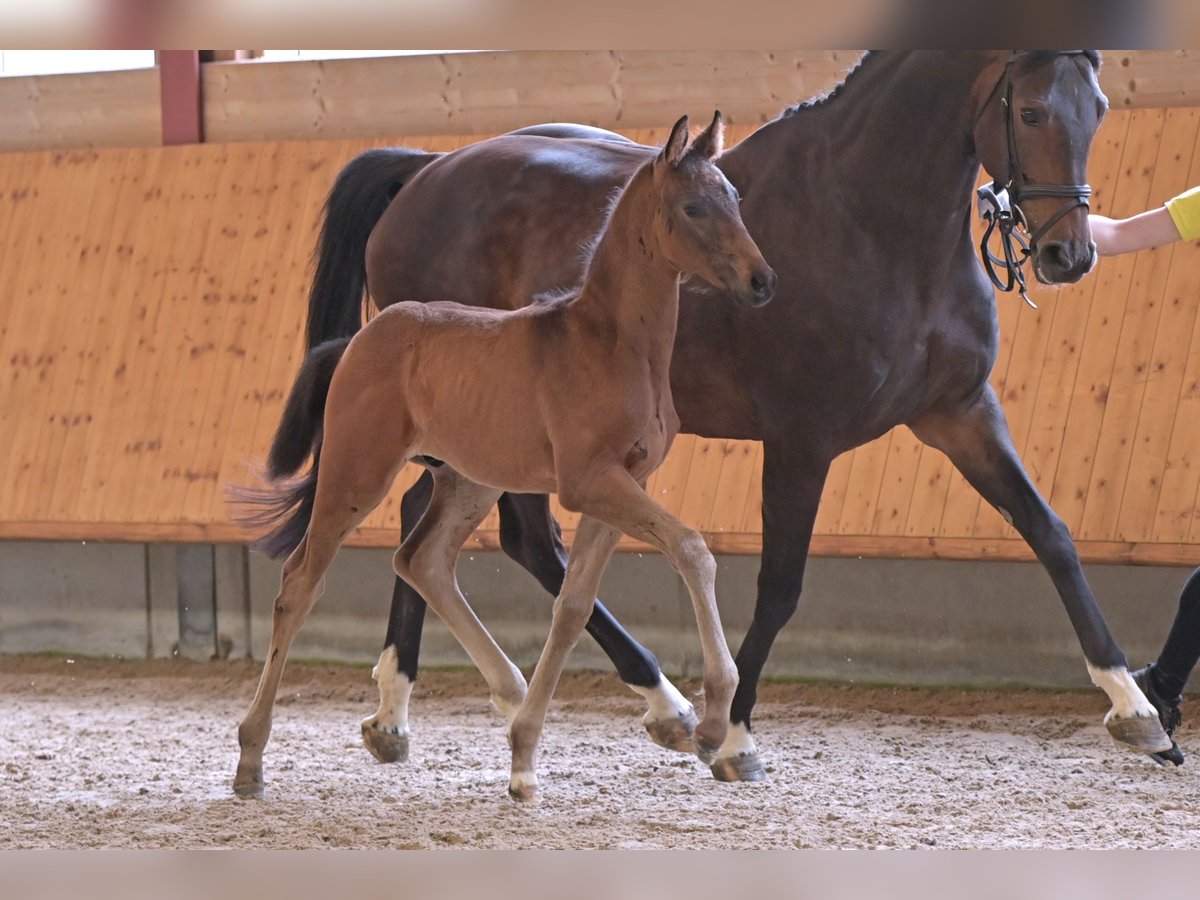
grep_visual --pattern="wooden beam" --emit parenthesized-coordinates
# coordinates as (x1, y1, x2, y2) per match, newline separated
(159, 50, 202, 145)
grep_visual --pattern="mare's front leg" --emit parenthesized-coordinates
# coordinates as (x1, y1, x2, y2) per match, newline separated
(715, 442, 830, 782)
(910, 385, 1172, 756)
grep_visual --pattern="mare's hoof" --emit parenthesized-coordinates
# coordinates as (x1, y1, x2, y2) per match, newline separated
(508, 776, 540, 804)
(710, 751, 767, 783)
(232, 762, 264, 799)
(1106, 713, 1174, 755)
(361, 721, 409, 764)
(645, 707, 699, 754)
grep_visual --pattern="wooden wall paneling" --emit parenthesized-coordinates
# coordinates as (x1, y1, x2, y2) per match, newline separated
(871, 426, 925, 535)
(1115, 111, 1200, 543)
(836, 431, 894, 536)
(152, 144, 263, 523)
(1047, 108, 1166, 534)
(901, 442, 954, 538)
(1080, 108, 1200, 541)
(48, 149, 150, 520)
(812, 448, 856, 535)
(700, 440, 760, 536)
(208, 142, 321, 521)
(17, 150, 124, 521)
(0, 151, 34, 366)
(8, 150, 105, 519)
(181, 143, 280, 522)
(241, 141, 359, 528)
(73, 147, 179, 523)
(0, 151, 88, 516)
(1019, 112, 1133, 506)
(677, 439, 733, 531)
(100, 144, 213, 525)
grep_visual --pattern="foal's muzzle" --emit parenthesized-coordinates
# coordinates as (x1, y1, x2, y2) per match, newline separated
(741, 267, 777, 307)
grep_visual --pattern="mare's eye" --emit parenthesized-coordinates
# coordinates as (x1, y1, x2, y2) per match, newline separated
(1020, 108, 1040, 126)
(684, 204, 704, 218)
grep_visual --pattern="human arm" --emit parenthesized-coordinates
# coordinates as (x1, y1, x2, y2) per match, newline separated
(1089, 207, 1182, 257)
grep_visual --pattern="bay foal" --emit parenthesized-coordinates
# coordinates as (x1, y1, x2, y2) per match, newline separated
(234, 113, 777, 800)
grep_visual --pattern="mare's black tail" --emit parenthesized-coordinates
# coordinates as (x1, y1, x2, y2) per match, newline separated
(305, 147, 441, 350)
(232, 338, 351, 559)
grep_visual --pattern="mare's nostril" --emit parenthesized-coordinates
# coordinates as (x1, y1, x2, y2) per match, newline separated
(750, 272, 770, 298)
(1042, 242, 1070, 272)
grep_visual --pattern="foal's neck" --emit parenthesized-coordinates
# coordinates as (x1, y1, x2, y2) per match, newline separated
(571, 166, 681, 361)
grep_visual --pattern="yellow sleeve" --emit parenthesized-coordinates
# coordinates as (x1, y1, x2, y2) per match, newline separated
(1165, 186, 1200, 241)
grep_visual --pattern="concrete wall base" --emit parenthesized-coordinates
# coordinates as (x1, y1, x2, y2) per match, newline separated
(0, 540, 1193, 689)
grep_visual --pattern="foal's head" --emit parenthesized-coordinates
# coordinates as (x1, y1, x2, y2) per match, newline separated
(651, 112, 776, 307)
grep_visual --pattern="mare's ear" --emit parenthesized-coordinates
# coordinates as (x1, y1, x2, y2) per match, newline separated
(689, 110, 725, 160)
(659, 115, 690, 168)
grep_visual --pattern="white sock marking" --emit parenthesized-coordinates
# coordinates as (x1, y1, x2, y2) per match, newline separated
(1088, 664, 1156, 721)
(630, 674, 694, 725)
(715, 722, 757, 761)
(364, 646, 413, 734)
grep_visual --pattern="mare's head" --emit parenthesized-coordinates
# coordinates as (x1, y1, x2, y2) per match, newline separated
(651, 112, 776, 307)
(973, 51, 1106, 285)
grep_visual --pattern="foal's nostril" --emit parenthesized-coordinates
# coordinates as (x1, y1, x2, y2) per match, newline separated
(750, 270, 775, 300)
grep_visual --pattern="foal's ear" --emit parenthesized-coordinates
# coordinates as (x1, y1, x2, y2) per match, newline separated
(690, 110, 725, 160)
(660, 115, 690, 168)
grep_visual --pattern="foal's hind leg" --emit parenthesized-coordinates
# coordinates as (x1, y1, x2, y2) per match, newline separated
(508, 515, 622, 801)
(234, 460, 399, 797)
(911, 387, 1172, 756)
(392, 469, 527, 727)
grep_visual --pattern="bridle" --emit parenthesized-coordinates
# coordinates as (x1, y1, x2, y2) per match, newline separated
(977, 50, 1096, 308)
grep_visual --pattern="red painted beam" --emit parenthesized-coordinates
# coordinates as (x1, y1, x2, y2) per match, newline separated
(159, 50, 202, 145)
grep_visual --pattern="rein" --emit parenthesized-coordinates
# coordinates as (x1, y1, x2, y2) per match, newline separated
(977, 50, 1094, 308)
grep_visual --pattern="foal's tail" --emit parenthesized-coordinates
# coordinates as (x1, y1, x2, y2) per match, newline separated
(305, 147, 441, 351)
(232, 338, 351, 559)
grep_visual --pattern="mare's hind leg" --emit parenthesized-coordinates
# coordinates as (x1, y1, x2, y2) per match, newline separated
(497, 492, 697, 752)
(392, 468, 527, 727)
(362, 472, 434, 764)
(911, 386, 1171, 756)
(508, 515, 621, 801)
(573, 467, 739, 765)
(234, 455, 400, 797)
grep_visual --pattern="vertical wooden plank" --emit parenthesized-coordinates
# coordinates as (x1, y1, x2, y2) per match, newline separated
(700, 439, 760, 537)
(812, 448, 855, 536)
(48, 148, 149, 520)
(677, 438, 732, 529)
(72, 147, 180, 523)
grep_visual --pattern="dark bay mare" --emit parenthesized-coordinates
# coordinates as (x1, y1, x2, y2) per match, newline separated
(298, 51, 1173, 780)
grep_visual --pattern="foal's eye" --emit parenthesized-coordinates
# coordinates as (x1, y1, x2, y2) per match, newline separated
(1020, 108, 1040, 126)
(684, 204, 704, 218)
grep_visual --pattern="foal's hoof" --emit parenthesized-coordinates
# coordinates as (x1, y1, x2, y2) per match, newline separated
(508, 774, 540, 804)
(361, 721, 410, 764)
(1106, 712, 1174, 755)
(710, 751, 768, 783)
(694, 737, 722, 767)
(232, 762, 264, 800)
(645, 707, 699, 754)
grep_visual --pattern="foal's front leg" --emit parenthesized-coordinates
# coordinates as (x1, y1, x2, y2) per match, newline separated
(911, 386, 1172, 756)
(574, 468, 739, 763)
(507, 515, 622, 802)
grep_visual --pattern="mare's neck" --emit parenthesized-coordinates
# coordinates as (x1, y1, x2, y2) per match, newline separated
(723, 51, 996, 240)
(571, 166, 681, 363)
